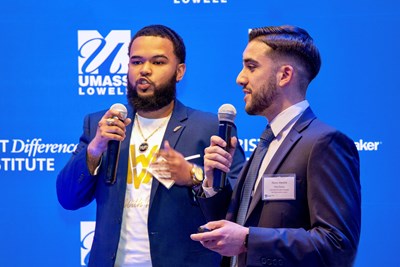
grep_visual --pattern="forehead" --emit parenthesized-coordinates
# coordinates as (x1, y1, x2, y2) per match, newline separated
(130, 35, 175, 57)
(242, 40, 273, 62)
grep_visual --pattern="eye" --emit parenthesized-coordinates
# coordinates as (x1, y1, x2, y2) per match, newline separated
(131, 60, 143, 65)
(246, 64, 256, 72)
(153, 61, 165, 65)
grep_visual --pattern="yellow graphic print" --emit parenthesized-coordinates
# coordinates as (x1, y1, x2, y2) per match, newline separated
(127, 144, 159, 189)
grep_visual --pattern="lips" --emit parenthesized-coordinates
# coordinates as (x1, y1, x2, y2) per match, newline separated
(243, 87, 252, 94)
(136, 78, 152, 91)
(243, 88, 251, 102)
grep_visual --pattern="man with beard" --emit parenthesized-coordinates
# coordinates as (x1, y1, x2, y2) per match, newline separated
(191, 25, 361, 267)
(56, 24, 245, 267)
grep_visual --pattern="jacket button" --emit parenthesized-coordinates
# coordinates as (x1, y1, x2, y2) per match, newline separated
(261, 257, 267, 265)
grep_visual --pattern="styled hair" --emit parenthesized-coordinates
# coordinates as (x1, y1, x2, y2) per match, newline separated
(128, 24, 186, 64)
(249, 25, 321, 82)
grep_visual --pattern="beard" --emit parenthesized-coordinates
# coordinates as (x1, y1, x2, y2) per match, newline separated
(245, 74, 279, 115)
(127, 74, 177, 112)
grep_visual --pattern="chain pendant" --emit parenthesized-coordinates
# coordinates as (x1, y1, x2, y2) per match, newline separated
(139, 142, 149, 153)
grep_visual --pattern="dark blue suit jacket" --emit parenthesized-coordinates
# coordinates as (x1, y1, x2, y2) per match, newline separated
(57, 100, 245, 267)
(198, 108, 361, 267)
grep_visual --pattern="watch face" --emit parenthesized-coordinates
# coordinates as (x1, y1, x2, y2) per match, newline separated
(191, 165, 204, 184)
(194, 167, 204, 181)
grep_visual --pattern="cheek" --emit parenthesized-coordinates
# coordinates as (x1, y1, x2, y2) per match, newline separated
(127, 67, 138, 81)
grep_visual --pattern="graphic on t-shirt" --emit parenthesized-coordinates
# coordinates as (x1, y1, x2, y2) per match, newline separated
(127, 144, 159, 189)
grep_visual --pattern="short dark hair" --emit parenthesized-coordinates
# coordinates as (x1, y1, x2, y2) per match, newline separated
(249, 25, 321, 82)
(128, 24, 186, 64)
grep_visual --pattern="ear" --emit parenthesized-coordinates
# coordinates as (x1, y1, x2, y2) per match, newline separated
(277, 65, 294, 87)
(176, 63, 186, 82)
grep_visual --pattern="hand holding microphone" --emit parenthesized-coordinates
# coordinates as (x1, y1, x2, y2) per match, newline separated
(204, 104, 238, 191)
(87, 103, 131, 182)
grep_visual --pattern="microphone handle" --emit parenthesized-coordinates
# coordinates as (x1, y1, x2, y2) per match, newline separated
(105, 140, 121, 184)
(213, 121, 234, 191)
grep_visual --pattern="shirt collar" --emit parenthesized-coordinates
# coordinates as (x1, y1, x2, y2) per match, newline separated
(269, 100, 309, 137)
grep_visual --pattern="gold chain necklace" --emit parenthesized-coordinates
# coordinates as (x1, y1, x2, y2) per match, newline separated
(135, 114, 169, 153)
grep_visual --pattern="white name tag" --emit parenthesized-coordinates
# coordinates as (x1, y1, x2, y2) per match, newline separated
(262, 174, 296, 201)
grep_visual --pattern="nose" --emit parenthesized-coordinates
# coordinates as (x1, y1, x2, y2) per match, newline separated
(236, 69, 247, 87)
(140, 62, 152, 76)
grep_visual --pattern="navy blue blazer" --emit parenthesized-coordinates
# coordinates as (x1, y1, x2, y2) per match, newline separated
(57, 100, 245, 267)
(198, 108, 361, 267)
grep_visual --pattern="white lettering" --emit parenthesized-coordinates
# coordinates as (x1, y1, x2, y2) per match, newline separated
(79, 87, 85, 95)
(90, 75, 103, 86)
(239, 138, 258, 153)
(0, 158, 55, 171)
(0, 140, 9, 152)
(79, 75, 127, 87)
(354, 139, 381, 151)
(10, 139, 77, 157)
(78, 86, 126, 96)
(102, 75, 112, 86)
(87, 87, 95, 95)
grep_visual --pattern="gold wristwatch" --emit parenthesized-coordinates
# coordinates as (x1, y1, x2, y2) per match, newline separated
(190, 164, 204, 186)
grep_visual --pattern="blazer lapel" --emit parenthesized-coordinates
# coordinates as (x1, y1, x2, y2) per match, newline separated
(245, 108, 316, 221)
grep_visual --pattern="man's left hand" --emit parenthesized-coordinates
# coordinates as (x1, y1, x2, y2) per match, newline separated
(190, 220, 249, 256)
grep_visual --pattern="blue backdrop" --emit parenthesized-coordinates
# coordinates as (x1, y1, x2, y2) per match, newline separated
(1, 0, 399, 266)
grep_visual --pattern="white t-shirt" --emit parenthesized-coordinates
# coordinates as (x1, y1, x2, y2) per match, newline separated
(115, 114, 170, 267)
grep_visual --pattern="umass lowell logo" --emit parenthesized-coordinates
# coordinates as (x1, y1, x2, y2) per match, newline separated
(77, 30, 130, 96)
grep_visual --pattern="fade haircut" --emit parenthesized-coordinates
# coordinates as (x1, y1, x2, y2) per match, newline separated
(128, 24, 186, 64)
(249, 25, 321, 83)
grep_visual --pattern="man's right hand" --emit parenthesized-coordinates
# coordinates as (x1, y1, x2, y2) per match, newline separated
(203, 135, 237, 187)
(87, 109, 132, 173)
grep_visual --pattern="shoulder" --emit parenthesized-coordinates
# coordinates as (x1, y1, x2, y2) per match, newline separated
(187, 107, 218, 121)
(175, 100, 218, 123)
(304, 118, 358, 155)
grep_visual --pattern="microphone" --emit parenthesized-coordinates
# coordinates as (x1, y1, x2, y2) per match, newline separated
(213, 104, 237, 191)
(105, 103, 128, 184)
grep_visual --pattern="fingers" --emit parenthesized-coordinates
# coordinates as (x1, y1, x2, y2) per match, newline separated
(228, 136, 238, 156)
(204, 144, 232, 174)
(190, 220, 226, 241)
(97, 110, 131, 142)
(210, 135, 227, 147)
(157, 141, 185, 162)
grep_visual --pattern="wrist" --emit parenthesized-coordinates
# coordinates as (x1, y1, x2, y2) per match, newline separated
(190, 164, 204, 186)
(87, 141, 103, 158)
(202, 177, 212, 188)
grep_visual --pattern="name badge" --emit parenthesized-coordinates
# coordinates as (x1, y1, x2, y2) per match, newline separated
(262, 174, 296, 201)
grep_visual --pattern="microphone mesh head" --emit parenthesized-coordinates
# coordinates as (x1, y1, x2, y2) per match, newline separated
(110, 103, 128, 119)
(218, 104, 236, 123)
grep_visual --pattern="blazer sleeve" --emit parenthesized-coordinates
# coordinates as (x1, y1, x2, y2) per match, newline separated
(56, 114, 100, 210)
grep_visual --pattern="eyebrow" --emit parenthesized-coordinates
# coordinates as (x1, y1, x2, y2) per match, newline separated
(243, 58, 259, 65)
(130, 54, 169, 60)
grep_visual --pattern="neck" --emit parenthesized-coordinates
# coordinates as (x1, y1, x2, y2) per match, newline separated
(263, 96, 305, 122)
(136, 101, 174, 119)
